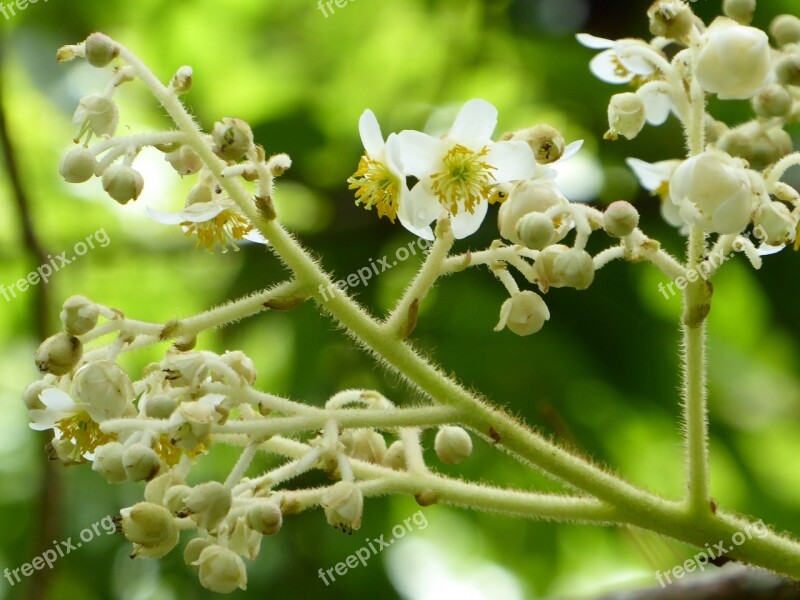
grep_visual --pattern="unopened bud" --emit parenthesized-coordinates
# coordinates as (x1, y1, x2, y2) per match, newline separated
(494, 290, 550, 336)
(123, 444, 162, 481)
(322, 481, 363, 534)
(121, 502, 177, 547)
(72, 94, 119, 141)
(212, 117, 254, 162)
(770, 15, 800, 46)
(165, 145, 202, 176)
(59, 147, 98, 183)
(516, 212, 555, 250)
(170, 66, 193, 94)
(342, 429, 387, 464)
(498, 180, 565, 244)
(753, 84, 793, 118)
(145, 394, 177, 419)
(84, 33, 119, 68)
(723, 0, 756, 25)
(648, 0, 694, 39)
(35, 333, 82, 376)
(194, 545, 248, 593)
(604, 201, 640, 237)
(434, 426, 473, 465)
(753, 202, 796, 246)
(164, 484, 193, 514)
(606, 93, 646, 141)
(102, 165, 144, 204)
(246, 503, 283, 536)
(184, 537, 212, 566)
(92, 442, 128, 483)
(145, 471, 185, 505)
(267, 153, 292, 176)
(776, 55, 800, 87)
(186, 183, 213, 206)
(553, 248, 595, 290)
(383, 441, 406, 470)
(221, 350, 257, 386)
(503, 124, 565, 164)
(60, 295, 99, 336)
(185, 482, 232, 531)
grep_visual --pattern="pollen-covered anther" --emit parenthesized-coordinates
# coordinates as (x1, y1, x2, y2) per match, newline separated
(348, 154, 401, 222)
(429, 144, 496, 215)
(182, 210, 253, 252)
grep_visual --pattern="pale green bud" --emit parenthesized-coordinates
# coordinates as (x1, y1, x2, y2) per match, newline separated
(607, 93, 646, 141)
(84, 33, 119, 68)
(516, 212, 555, 250)
(60, 295, 99, 336)
(92, 442, 128, 483)
(322, 481, 363, 534)
(434, 426, 473, 465)
(494, 290, 550, 336)
(553, 249, 595, 290)
(123, 444, 162, 482)
(503, 124, 565, 164)
(59, 147, 98, 183)
(194, 545, 248, 593)
(102, 165, 144, 204)
(120, 502, 177, 547)
(246, 503, 283, 536)
(185, 482, 232, 531)
(753, 85, 793, 118)
(212, 117, 254, 161)
(723, 0, 756, 25)
(770, 15, 800, 46)
(34, 333, 82, 376)
(604, 201, 640, 237)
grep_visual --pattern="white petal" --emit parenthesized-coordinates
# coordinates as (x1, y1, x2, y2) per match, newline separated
(450, 200, 489, 239)
(243, 229, 269, 245)
(200, 393, 226, 408)
(384, 133, 405, 177)
(359, 110, 385, 158)
(589, 50, 632, 84)
(757, 243, 785, 256)
(396, 130, 443, 179)
(448, 99, 498, 143)
(626, 158, 667, 192)
(40, 388, 77, 412)
(398, 184, 439, 240)
(559, 140, 584, 163)
(486, 141, 536, 182)
(146, 202, 225, 225)
(576, 33, 615, 49)
(618, 47, 656, 76)
(641, 89, 672, 125)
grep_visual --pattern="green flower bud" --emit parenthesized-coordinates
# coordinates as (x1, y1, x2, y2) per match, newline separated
(516, 212, 555, 250)
(553, 248, 595, 290)
(194, 545, 247, 593)
(753, 84, 793, 118)
(341, 429, 387, 464)
(212, 117, 254, 162)
(753, 201, 796, 246)
(60, 295, 99, 336)
(144, 394, 177, 419)
(648, 0, 694, 39)
(170, 66, 193, 94)
(72, 94, 119, 141)
(776, 54, 800, 87)
(102, 165, 144, 204)
(434, 426, 473, 465)
(383, 441, 406, 470)
(321, 481, 363, 534)
(604, 201, 640, 237)
(503, 124, 565, 164)
(59, 147, 98, 183)
(121, 502, 177, 547)
(185, 482, 232, 531)
(34, 333, 82, 376)
(145, 471, 185, 505)
(165, 145, 202, 176)
(770, 15, 800, 46)
(84, 33, 119, 68)
(498, 180, 566, 244)
(92, 442, 128, 483)
(123, 444, 162, 482)
(723, 0, 756, 25)
(184, 537, 212, 566)
(246, 503, 283, 536)
(607, 93, 646, 141)
(494, 290, 550, 336)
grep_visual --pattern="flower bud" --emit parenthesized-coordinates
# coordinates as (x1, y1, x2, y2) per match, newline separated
(776, 55, 800, 87)
(753, 202, 796, 246)
(723, 0, 755, 25)
(72, 94, 119, 141)
(341, 429, 387, 464)
(121, 502, 177, 547)
(516, 213, 555, 250)
(533, 244, 569, 290)
(503, 124, 565, 164)
(194, 545, 247, 593)
(434, 426, 473, 465)
(184, 537, 211, 566)
(753, 85, 793, 118)
(498, 180, 565, 244)
(322, 481, 364, 534)
(145, 394, 177, 419)
(164, 484, 192, 514)
(246, 503, 283, 536)
(73, 360, 133, 421)
(123, 444, 162, 482)
(50, 437, 81, 465)
(267, 153, 292, 176)
(669, 149, 755, 234)
(59, 147, 98, 183)
(770, 15, 800, 46)
(228, 517, 262, 560)
(145, 471, 185, 505)
(606, 93, 646, 140)
(604, 201, 640, 237)
(695, 20, 771, 100)
(648, 0, 694, 40)
(185, 482, 232, 531)
(221, 350, 257, 386)
(165, 145, 202, 176)
(553, 249, 595, 290)
(60, 295, 99, 336)
(383, 441, 406, 470)
(494, 291, 550, 336)
(84, 33, 119, 68)
(92, 442, 128, 483)
(35, 333, 82, 376)
(170, 66, 193, 94)
(719, 126, 793, 170)
(102, 165, 144, 204)
(212, 117, 254, 162)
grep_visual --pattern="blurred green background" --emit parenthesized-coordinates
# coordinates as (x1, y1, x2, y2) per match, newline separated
(1, 0, 800, 598)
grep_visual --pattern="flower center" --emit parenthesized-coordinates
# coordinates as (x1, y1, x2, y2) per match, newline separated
(430, 144, 496, 214)
(153, 433, 206, 467)
(348, 155, 400, 222)
(56, 413, 116, 457)
(182, 209, 253, 252)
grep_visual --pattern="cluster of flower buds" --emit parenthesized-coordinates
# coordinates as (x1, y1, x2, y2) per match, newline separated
(582, 1, 799, 251)
(57, 33, 292, 252)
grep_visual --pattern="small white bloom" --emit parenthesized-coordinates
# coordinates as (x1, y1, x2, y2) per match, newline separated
(576, 34, 658, 85)
(396, 99, 536, 239)
(669, 149, 755, 234)
(626, 157, 685, 230)
(694, 18, 772, 100)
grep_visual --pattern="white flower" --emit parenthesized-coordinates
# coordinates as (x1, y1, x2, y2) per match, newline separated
(694, 18, 772, 100)
(626, 157, 685, 230)
(347, 110, 408, 223)
(396, 99, 536, 239)
(576, 34, 658, 85)
(669, 149, 755, 234)
(147, 198, 266, 252)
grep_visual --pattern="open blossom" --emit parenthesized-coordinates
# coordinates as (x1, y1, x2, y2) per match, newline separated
(395, 99, 536, 239)
(347, 110, 408, 223)
(626, 157, 685, 231)
(576, 34, 659, 85)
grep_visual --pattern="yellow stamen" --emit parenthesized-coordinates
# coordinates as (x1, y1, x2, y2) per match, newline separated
(182, 209, 253, 252)
(153, 433, 206, 467)
(430, 144, 496, 214)
(654, 180, 670, 202)
(56, 413, 117, 457)
(348, 154, 400, 222)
